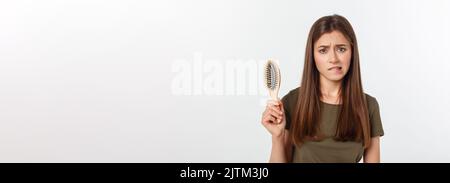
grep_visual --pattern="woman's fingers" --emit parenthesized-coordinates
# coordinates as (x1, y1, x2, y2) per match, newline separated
(267, 99, 280, 106)
(269, 105, 283, 116)
(269, 109, 283, 122)
(262, 112, 274, 123)
(263, 100, 285, 125)
(278, 100, 284, 112)
(268, 101, 283, 116)
(268, 100, 283, 109)
(262, 114, 276, 126)
(264, 109, 283, 124)
(267, 115, 277, 124)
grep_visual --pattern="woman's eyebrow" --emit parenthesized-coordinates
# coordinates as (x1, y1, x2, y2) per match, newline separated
(318, 43, 348, 48)
(335, 44, 348, 47)
(317, 45, 330, 48)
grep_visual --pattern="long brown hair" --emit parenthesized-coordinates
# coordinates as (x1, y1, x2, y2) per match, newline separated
(291, 14, 371, 148)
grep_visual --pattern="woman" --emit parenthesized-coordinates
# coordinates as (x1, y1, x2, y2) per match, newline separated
(261, 14, 384, 163)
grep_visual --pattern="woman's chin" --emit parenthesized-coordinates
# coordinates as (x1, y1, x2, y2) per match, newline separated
(325, 75, 344, 82)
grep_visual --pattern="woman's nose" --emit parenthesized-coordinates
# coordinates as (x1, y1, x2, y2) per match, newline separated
(328, 50, 339, 64)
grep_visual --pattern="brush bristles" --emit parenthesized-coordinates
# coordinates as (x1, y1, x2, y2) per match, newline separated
(265, 61, 280, 91)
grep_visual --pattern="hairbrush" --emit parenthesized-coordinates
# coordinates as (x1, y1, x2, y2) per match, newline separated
(264, 60, 281, 100)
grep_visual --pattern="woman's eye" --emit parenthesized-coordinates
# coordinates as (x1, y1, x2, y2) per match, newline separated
(337, 47, 346, 52)
(318, 49, 327, 54)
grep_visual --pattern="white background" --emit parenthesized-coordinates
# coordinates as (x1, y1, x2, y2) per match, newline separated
(1, 0, 449, 162)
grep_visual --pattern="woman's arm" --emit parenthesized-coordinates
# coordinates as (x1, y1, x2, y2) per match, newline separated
(262, 100, 292, 163)
(363, 136, 381, 163)
(269, 130, 293, 163)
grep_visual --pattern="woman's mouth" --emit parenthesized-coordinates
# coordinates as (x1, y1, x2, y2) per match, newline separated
(328, 66, 343, 74)
(328, 66, 342, 71)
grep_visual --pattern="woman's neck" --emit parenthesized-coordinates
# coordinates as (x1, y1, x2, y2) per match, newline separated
(319, 76, 342, 104)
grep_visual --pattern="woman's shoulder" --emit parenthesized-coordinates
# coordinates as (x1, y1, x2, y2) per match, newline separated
(364, 93, 380, 113)
(280, 87, 300, 112)
(364, 93, 384, 137)
(281, 87, 300, 101)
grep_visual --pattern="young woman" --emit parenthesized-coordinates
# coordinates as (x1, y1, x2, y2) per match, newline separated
(261, 14, 384, 163)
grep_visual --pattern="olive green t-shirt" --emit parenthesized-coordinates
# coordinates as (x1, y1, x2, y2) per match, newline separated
(281, 87, 384, 163)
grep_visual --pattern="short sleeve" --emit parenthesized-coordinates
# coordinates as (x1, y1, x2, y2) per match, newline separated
(367, 95, 384, 137)
(281, 87, 299, 130)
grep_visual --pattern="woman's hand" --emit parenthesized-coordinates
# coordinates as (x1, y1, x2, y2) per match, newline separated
(261, 100, 286, 138)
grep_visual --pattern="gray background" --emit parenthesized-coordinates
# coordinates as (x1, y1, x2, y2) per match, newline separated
(1, 0, 449, 162)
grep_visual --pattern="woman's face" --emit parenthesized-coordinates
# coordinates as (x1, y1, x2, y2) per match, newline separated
(313, 30, 352, 82)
